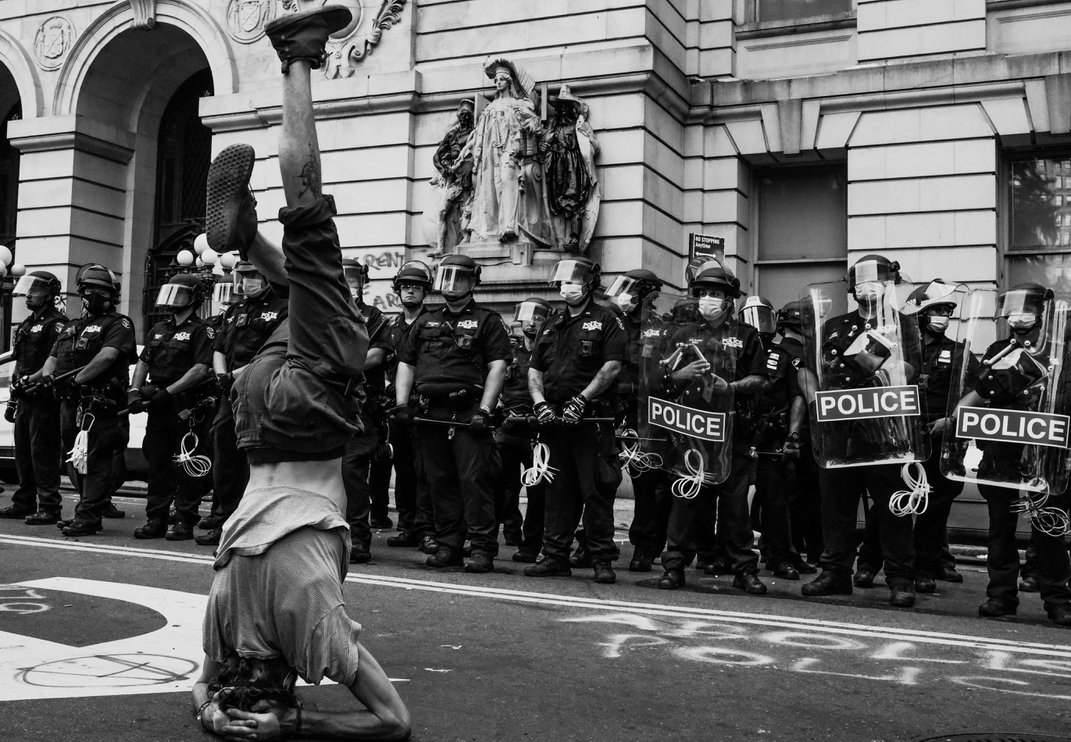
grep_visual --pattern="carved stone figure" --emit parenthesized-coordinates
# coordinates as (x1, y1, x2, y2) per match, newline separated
(426, 100, 475, 254)
(463, 58, 550, 246)
(542, 85, 600, 252)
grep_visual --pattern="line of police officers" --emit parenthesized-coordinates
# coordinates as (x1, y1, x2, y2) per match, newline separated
(3, 250, 1068, 627)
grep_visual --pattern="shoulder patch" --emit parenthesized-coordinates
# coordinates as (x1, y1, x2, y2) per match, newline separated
(120, 318, 132, 330)
(206, 327, 216, 340)
(616, 317, 624, 331)
(791, 357, 802, 369)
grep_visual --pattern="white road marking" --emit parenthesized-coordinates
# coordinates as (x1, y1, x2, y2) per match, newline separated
(2, 534, 1070, 662)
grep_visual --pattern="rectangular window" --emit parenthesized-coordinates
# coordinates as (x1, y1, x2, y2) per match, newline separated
(1006, 154, 1071, 294)
(754, 166, 848, 310)
(758, 0, 853, 23)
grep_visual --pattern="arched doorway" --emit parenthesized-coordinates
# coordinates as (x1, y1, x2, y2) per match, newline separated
(0, 59, 20, 350)
(143, 69, 212, 332)
(71, 22, 214, 335)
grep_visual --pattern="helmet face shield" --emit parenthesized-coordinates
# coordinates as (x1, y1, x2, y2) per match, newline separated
(13, 274, 53, 298)
(550, 259, 595, 286)
(515, 300, 550, 334)
(155, 283, 197, 309)
(213, 281, 237, 307)
(850, 259, 894, 290)
(344, 264, 367, 291)
(605, 275, 638, 298)
(741, 304, 776, 334)
(434, 265, 476, 294)
(997, 288, 1047, 319)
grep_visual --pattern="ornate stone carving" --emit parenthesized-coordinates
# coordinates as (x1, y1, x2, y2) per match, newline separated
(130, 0, 157, 30)
(323, 0, 406, 79)
(33, 17, 75, 71)
(225, 0, 276, 44)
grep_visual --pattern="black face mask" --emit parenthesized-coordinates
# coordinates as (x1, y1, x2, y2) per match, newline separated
(82, 294, 111, 316)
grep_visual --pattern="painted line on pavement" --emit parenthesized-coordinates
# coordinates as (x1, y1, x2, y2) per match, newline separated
(3, 533, 1069, 659)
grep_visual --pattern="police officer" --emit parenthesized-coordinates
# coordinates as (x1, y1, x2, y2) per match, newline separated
(394, 254, 512, 573)
(0, 272, 67, 524)
(525, 256, 626, 584)
(949, 284, 1071, 626)
(128, 273, 214, 540)
(657, 261, 769, 594)
(41, 264, 136, 537)
(801, 254, 919, 607)
(604, 268, 672, 572)
(384, 261, 437, 553)
(855, 280, 978, 591)
(497, 297, 552, 563)
(740, 294, 806, 580)
(775, 300, 821, 572)
(196, 260, 289, 546)
(341, 257, 391, 564)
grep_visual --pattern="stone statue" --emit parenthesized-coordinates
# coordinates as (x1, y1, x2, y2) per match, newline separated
(425, 99, 475, 254)
(462, 58, 550, 246)
(541, 85, 600, 253)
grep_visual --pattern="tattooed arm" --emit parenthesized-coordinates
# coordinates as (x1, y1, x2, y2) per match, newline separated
(580, 360, 622, 402)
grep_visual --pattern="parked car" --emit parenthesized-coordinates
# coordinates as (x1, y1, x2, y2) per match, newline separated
(0, 349, 149, 483)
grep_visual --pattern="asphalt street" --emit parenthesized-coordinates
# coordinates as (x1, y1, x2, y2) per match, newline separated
(1, 491, 1070, 742)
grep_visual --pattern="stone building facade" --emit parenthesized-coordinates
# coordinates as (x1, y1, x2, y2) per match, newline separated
(1, 0, 1070, 338)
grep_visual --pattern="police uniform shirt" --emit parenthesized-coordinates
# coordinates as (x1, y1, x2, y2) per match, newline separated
(51, 311, 136, 388)
(529, 300, 627, 404)
(397, 301, 513, 390)
(665, 319, 768, 447)
(215, 288, 289, 370)
(382, 309, 426, 385)
(616, 308, 642, 392)
(820, 311, 921, 388)
(922, 331, 979, 423)
(761, 339, 804, 414)
(140, 314, 215, 387)
(358, 301, 392, 396)
(665, 319, 769, 400)
(13, 307, 67, 378)
(501, 336, 534, 411)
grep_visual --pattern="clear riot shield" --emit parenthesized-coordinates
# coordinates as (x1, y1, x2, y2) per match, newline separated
(941, 290, 1071, 494)
(639, 291, 735, 490)
(801, 279, 930, 468)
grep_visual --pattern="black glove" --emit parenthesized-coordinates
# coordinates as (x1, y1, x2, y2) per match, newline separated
(782, 439, 801, 460)
(215, 372, 234, 395)
(534, 401, 556, 425)
(147, 386, 172, 410)
(561, 394, 588, 424)
(4, 402, 16, 423)
(9, 375, 27, 400)
(469, 406, 492, 434)
(388, 403, 411, 424)
(126, 388, 147, 415)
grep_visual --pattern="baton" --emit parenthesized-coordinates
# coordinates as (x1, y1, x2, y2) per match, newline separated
(22, 365, 87, 393)
(412, 416, 472, 428)
(524, 415, 616, 427)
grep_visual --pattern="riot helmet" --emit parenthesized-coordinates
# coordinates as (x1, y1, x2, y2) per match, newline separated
(393, 260, 433, 292)
(689, 260, 739, 323)
(551, 257, 599, 307)
(13, 271, 61, 311)
(848, 254, 899, 315)
(905, 279, 959, 335)
(342, 258, 368, 302)
(605, 268, 663, 314)
(233, 260, 268, 300)
(776, 300, 803, 335)
(997, 283, 1051, 335)
(740, 295, 776, 336)
(76, 264, 119, 316)
(434, 254, 481, 299)
(515, 297, 552, 339)
(155, 273, 204, 310)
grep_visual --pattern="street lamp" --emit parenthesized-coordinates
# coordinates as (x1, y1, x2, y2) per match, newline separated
(0, 247, 20, 351)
